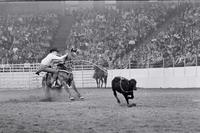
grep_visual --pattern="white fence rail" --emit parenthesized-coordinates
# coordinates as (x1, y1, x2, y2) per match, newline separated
(1, 63, 200, 90)
(0, 63, 97, 90)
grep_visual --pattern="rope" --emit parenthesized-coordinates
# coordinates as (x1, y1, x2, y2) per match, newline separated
(119, 77, 133, 93)
(66, 59, 108, 73)
(59, 70, 72, 74)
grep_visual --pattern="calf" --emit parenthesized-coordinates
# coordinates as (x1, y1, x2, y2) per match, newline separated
(112, 76, 137, 107)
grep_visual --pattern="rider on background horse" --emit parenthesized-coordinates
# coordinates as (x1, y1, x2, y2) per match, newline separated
(35, 48, 77, 87)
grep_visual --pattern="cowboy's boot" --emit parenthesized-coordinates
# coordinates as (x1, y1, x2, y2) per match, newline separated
(35, 70, 40, 75)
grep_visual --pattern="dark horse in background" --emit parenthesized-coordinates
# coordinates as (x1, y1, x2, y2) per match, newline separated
(93, 65, 108, 88)
(42, 56, 84, 101)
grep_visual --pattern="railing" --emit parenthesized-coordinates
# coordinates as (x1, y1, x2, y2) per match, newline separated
(0, 63, 95, 73)
(0, 63, 40, 72)
(0, 56, 200, 73)
(0, 61, 97, 89)
(1, 57, 200, 89)
(128, 56, 200, 69)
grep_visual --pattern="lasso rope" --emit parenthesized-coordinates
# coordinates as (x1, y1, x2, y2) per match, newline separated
(59, 70, 72, 74)
(66, 59, 108, 74)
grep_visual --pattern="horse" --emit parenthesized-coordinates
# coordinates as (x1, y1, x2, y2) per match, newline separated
(42, 56, 84, 101)
(93, 65, 108, 88)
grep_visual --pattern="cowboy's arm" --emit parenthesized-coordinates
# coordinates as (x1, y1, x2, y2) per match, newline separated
(51, 53, 68, 61)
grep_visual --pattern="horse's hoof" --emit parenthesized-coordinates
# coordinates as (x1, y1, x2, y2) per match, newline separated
(69, 97, 75, 101)
(79, 96, 84, 100)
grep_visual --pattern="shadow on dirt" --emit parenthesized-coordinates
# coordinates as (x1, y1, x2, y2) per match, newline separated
(1, 95, 83, 104)
(119, 103, 137, 107)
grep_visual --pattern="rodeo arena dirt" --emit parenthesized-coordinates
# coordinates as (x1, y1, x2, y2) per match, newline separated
(1, 1, 200, 133)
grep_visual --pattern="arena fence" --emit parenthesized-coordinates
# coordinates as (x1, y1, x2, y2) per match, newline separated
(1, 59, 200, 90)
(0, 60, 98, 90)
(129, 56, 200, 69)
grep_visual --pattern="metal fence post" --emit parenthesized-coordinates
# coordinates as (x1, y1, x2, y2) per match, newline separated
(184, 57, 186, 67)
(196, 55, 198, 66)
(184, 57, 186, 76)
(195, 55, 198, 77)
(81, 63, 84, 88)
(163, 58, 165, 68)
(172, 57, 175, 76)
(129, 58, 131, 79)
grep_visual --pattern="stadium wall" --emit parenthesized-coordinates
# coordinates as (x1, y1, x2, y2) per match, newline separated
(107, 66, 200, 88)
(1, 66, 200, 90)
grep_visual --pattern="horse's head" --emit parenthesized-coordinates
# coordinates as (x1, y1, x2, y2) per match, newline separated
(94, 66, 101, 71)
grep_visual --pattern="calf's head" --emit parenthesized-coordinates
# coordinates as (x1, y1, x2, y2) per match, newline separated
(129, 79, 137, 91)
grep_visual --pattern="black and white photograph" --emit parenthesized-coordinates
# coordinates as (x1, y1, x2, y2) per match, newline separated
(0, 0, 200, 132)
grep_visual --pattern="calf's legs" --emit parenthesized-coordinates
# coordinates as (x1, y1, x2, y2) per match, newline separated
(113, 89, 121, 104)
(123, 94, 130, 105)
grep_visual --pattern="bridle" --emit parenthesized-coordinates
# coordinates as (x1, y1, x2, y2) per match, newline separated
(119, 77, 133, 93)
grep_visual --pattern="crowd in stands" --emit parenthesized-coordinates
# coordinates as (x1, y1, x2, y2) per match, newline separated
(67, 2, 181, 68)
(141, 2, 200, 68)
(0, 12, 59, 64)
(2, 1, 200, 69)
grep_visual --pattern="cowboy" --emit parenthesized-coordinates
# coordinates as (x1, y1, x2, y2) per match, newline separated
(35, 48, 69, 87)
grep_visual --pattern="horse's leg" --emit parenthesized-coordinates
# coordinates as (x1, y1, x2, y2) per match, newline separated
(100, 78, 103, 88)
(97, 78, 100, 88)
(62, 81, 74, 100)
(96, 78, 99, 88)
(44, 84, 51, 100)
(71, 80, 84, 99)
(43, 75, 51, 100)
(104, 76, 107, 88)
(98, 79, 101, 88)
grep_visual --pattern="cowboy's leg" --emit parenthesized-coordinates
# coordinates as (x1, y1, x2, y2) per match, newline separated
(36, 65, 54, 75)
(35, 65, 46, 75)
(42, 67, 58, 73)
